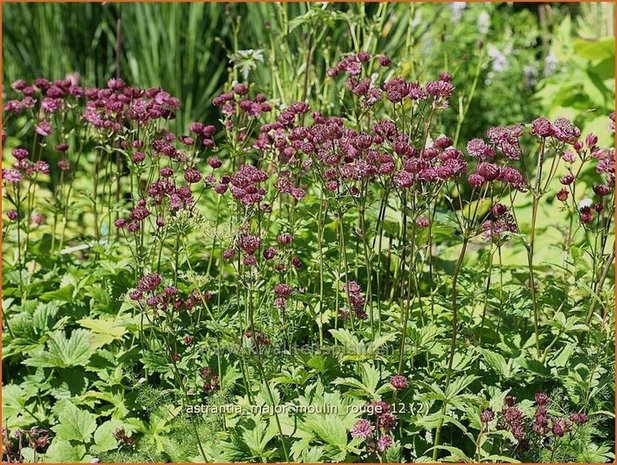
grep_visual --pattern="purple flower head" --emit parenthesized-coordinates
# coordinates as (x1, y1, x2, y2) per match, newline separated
(12, 148, 29, 160)
(434, 135, 453, 149)
(480, 408, 495, 423)
(393, 170, 414, 189)
(376, 434, 393, 452)
(415, 216, 430, 228)
(390, 375, 408, 390)
(552, 118, 580, 144)
(160, 166, 174, 178)
(569, 412, 588, 425)
(222, 248, 235, 261)
(491, 203, 507, 217)
(477, 162, 500, 181)
(31, 213, 44, 226)
(551, 418, 571, 438)
(378, 55, 392, 67)
(35, 121, 53, 137)
(368, 401, 390, 416)
(233, 83, 249, 96)
(531, 117, 553, 138)
(137, 273, 162, 292)
(274, 283, 293, 299)
(208, 157, 222, 169)
(34, 160, 50, 175)
(129, 289, 143, 301)
(184, 168, 202, 184)
(3, 169, 22, 184)
(500, 167, 528, 191)
(350, 419, 374, 440)
(238, 234, 261, 255)
(534, 393, 550, 406)
(6, 210, 18, 221)
(556, 188, 569, 202)
(593, 184, 611, 196)
(277, 233, 294, 245)
(132, 152, 145, 164)
(468, 173, 485, 188)
(263, 247, 277, 260)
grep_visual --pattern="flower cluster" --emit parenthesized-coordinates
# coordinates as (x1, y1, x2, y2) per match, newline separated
(342, 281, 367, 320)
(129, 273, 211, 313)
(492, 393, 587, 452)
(199, 367, 220, 394)
(351, 401, 397, 453)
(481, 203, 518, 242)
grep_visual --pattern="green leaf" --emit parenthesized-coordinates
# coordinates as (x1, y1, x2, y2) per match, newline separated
(574, 38, 614, 61)
(77, 317, 129, 348)
(92, 419, 125, 453)
(477, 348, 513, 379)
(24, 329, 93, 368)
(41, 439, 86, 462)
(40, 285, 75, 302)
(51, 402, 97, 443)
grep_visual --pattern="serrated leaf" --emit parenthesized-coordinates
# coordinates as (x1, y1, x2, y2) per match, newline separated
(92, 419, 125, 453)
(51, 402, 97, 443)
(24, 329, 92, 368)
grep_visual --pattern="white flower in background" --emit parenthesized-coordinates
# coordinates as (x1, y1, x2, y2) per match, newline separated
(543, 52, 558, 77)
(411, 12, 422, 29)
(477, 11, 490, 34)
(449, 2, 467, 22)
(579, 198, 593, 209)
(523, 64, 539, 88)
(488, 45, 508, 73)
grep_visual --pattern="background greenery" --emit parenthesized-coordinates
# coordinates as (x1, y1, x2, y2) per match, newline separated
(3, 2, 614, 139)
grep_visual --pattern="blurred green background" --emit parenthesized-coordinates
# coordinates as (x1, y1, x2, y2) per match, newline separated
(2, 2, 614, 141)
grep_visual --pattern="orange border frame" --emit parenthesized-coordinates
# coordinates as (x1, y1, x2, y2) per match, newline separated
(0, 1, 614, 464)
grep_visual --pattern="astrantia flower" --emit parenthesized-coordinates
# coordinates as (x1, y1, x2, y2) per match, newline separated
(132, 152, 145, 164)
(208, 157, 222, 169)
(480, 408, 494, 423)
(3, 169, 22, 184)
(222, 248, 235, 261)
(238, 234, 261, 255)
(31, 213, 44, 226)
(277, 233, 294, 245)
(376, 434, 393, 451)
(552, 118, 580, 144)
(137, 273, 162, 292)
(556, 188, 569, 202)
(350, 419, 374, 440)
(531, 117, 553, 137)
(34, 160, 50, 175)
(390, 375, 408, 390)
(468, 173, 485, 188)
(184, 168, 202, 184)
(569, 412, 588, 425)
(274, 283, 293, 298)
(35, 121, 53, 137)
(12, 148, 29, 160)
(415, 216, 430, 228)
(263, 247, 277, 260)
(551, 418, 571, 438)
(593, 184, 611, 196)
(129, 289, 143, 301)
(477, 162, 500, 181)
